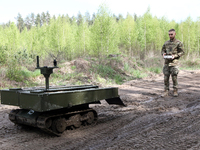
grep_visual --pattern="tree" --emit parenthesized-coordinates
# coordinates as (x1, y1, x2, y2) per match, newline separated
(24, 16, 31, 30)
(136, 8, 161, 55)
(52, 15, 56, 20)
(35, 14, 41, 27)
(85, 11, 92, 25)
(134, 13, 137, 22)
(5, 22, 20, 55)
(77, 11, 83, 26)
(41, 12, 46, 26)
(159, 17, 170, 42)
(90, 4, 119, 57)
(46, 11, 51, 24)
(30, 13, 35, 26)
(183, 17, 196, 54)
(1, 21, 11, 28)
(16, 13, 24, 32)
(91, 13, 96, 25)
(119, 13, 137, 56)
(0, 25, 7, 63)
(197, 17, 200, 54)
(75, 16, 90, 57)
(116, 14, 123, 22)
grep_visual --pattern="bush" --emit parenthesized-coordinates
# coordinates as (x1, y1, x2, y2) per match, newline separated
(6, 61, 40, 82)
(184, 60, 200, 67)
(147, 67, 162, 74)
(6, 61, 23, 82)
(93, 64, 115, 78)
(131, 69, 147, 78)
(114, 74, 124, 84)
(124, 63, 130, 72)
(0, 46, 7, 64)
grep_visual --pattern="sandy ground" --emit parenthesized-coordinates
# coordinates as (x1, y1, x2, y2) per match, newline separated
(1, 70, 200, 150)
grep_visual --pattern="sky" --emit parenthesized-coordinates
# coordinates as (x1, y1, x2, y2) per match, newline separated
(0, 0, 200, 24)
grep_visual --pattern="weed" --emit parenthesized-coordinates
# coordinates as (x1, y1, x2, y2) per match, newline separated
(184, 60, 200, 67)
(6, 62, 23, 82)
(180, 66, 199, 70)
(147, 67, 162, 74)
(114, 74, 124, 84)
(131, 69, 147, 78)
(71, 65, 76, 70)
(51, 72, 64, 79)
(0, 67, 6, 77)
(75, 81, 83, 85)
(97, 75, 106, 83)
(21, 67, 40, 78)
(6, 62, 41, 82)
(124, 63, 130, 72)
(109, 56, 123, 63)
(0, 46, 7, 64)
(93, 64, 115, 79)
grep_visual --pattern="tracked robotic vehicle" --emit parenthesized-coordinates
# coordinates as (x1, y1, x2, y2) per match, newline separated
(1, 56, 125, 136)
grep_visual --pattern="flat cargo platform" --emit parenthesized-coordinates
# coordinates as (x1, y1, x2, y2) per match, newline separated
(1, 85, 124, 112)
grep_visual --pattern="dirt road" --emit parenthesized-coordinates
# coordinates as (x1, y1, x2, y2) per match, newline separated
(1, 70, 200, 150)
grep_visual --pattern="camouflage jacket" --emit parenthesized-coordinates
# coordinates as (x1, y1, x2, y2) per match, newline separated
(161, 38, 184, 66)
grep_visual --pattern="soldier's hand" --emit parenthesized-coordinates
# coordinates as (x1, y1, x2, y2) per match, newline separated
(163, 53, 166, 58)
(171, 55, 174, 59)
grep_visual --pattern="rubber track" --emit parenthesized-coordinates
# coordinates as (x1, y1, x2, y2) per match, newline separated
(10, 108, 97, 136)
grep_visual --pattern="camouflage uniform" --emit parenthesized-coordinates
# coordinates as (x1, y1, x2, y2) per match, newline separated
(161, 38, 184, 91)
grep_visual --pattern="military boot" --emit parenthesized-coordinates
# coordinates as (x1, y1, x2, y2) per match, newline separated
(173, 89, 178, 97)
(162, 90, 169, 97)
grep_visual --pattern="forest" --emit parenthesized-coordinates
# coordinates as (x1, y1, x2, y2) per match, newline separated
(0, 4, 199, 65)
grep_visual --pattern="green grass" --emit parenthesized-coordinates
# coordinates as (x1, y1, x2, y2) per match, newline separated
(92, 64, 127, 84)
(6, 66, 41, 82)
(147, 67, 162, 74)
(180, 66, 200, 70)
(114, 74, 124, 84)
(71, 65, 76, 70)
(131, 69, 148, 78)
(21, 68, 41, 78)
(124, 63, 130, 72)
(4, 54, 200, 89)
(93, 64, 115, 78)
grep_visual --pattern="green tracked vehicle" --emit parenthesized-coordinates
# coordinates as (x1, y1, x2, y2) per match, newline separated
(0, 56, 125, 136)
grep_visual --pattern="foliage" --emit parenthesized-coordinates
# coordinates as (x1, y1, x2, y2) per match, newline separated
(5, 59, 40, 82)
(114, 74, 124, 84)
(147, 67, 162, 74)
(0, 4, 200, 87)
(0, 46, 7, 64)
(92, 64, 116, 79)
(6, 60, 24, 82)
(0, 5, 199, 63)
(90, 4, 119, 57)
(131, 69, 148, 78)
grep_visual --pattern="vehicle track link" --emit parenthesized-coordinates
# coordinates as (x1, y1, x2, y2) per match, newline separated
(9, 108, 97, 136)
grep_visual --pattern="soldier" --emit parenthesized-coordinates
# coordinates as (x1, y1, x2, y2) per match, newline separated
(161, 29, 184, 97)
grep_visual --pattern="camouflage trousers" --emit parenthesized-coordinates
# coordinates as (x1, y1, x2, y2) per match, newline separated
(163, 65, 179, 90)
